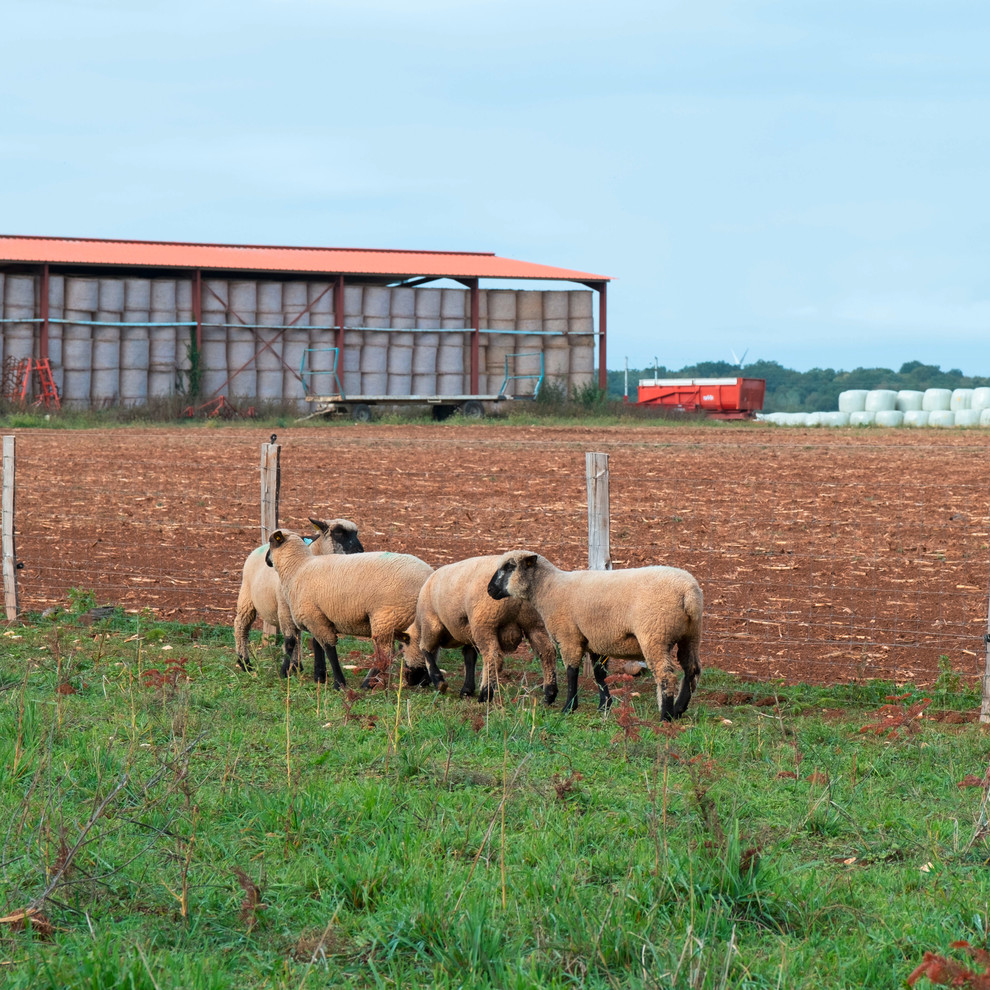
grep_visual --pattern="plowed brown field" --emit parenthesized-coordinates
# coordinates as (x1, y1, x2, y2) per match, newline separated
(10, 422, 990, 692)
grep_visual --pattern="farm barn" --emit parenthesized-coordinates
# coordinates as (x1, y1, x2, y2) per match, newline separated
(0, 235, 610, 413)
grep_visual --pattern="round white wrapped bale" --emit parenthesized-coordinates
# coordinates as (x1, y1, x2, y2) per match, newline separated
(256, 281, 282, 315)
(980, 408, 990, 426)
(874, 410, 904, 427)
(972, 387, 990, 411)
(903, 410, 930, 427)
(954, 409, 981, 427)
(203, 280, 228, 313)
(864, 389, 897, 412)
(838, 389, 869, 413)
(150, 280, 177, 312)
(951, 388, 974, 411)
(98, 279, 125, 313)
(849, 411, 875, 426)
(820, 411, 850, 427)
(65, 278, 98, 311)
(922, 388, 952, 411)
(896, 390, 924, 411)
(804, 412, 822, 426)
(928, 409, 955, 428)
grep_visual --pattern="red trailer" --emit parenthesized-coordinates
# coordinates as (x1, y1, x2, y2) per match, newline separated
(636, 377, 765, 419)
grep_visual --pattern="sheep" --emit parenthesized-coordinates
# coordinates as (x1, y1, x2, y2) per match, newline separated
(487, 551, 703, 720)
(265, 529, 433, 687)
(234, 517, 363, 671)
(401, 554, 558, 704)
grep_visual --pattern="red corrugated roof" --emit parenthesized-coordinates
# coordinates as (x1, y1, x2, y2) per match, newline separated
(0, 235, 610, 283)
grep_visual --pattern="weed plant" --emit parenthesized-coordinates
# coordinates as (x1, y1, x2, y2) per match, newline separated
(0, 613, 988, 989)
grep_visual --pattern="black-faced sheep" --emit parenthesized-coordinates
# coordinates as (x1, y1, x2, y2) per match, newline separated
(265, 529, 433, 687)
(234, 517, 363, 671)
(487, 551, 703, 720)
(401, 554, 558, 704)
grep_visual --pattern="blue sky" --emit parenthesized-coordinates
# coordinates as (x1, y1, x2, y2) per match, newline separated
(4, 0, 989, 375)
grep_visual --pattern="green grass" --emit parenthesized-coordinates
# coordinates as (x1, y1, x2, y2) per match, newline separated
(1, 613, 987, 989)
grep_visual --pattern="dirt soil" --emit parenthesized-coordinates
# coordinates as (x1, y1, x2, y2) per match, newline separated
(10, 422, 990, 693)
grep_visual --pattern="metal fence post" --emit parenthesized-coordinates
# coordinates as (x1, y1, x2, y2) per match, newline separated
(2, 436, 18, 620)
(260, 439, 281, 546)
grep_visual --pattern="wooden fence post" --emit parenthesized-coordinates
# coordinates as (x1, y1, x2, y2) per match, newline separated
(2, 435, 18, 620)
(260, 439, 281, 545)
(981, 582, 990, 723)
(586, 452, 611, 571)
(585, 452, 611, 675)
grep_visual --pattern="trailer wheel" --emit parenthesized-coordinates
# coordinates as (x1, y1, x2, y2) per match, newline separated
(461, 400, 485, 419)
(352, 404, 373, 423)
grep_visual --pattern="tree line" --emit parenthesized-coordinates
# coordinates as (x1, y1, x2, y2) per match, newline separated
(605, 360, 990, 413)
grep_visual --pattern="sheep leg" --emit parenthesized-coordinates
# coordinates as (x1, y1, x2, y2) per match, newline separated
(419, 648, 448, 692)
(234, 602, 257, 671)
(655, 651, 683, 722)
(673, 633, 702, 718)
(280, 634, 300, 678)
(561, 664, 580, 713)
(526, 627, 558, 705)
(589, 652, 612, 711)
(312, 640, 347, 689)
(459, 644, 478, 697)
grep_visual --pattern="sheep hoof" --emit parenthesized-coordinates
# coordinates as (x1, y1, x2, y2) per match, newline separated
(598, 696, 613, 712)
(236, 655, 253, 672)
(561, 697, 578, 714)
(544, 685, 558, 705)
(477, 686, 496, 704)
(459, 685, 476, 698)
(437, 680, 448, 694)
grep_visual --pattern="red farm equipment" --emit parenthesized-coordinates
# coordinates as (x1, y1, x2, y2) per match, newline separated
(636, 377, 766, 420)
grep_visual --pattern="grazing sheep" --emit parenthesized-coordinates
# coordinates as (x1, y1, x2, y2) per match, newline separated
(402, 554, 558, 704)
(234, 518, 363, 671)
(265, 529, 433, 687)
(487, 551, 703, 720)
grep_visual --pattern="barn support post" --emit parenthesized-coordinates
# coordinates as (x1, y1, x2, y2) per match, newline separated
(585, 451, 611, 675)
(596, 281, 607, 392)
(260, 441, 281, 545)
(2, 435, 18, 620)
(468, 278, 480, 395)
(39, 263, 50, 362)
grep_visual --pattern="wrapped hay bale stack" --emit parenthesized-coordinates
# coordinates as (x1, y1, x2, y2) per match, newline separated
(436, 332, 466, 394)
(411, 331, 439, 395)
(340, 330, 363, 395)
(922, 388, 952, 411)
(874, 410, 904, 427)
(838, 390, 869, 413)
(360, 329, 389, 394)
(896, 390, 924, 411)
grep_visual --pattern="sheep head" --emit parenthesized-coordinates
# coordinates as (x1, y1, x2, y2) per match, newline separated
(264, 529, 288, 568)
(309, 517, 364, 555)
(487, 551, 540, 601)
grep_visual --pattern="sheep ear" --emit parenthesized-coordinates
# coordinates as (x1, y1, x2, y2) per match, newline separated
(521, 553, 539, 570)
(309, 517, 329, 534)
(271, 530, 285, 546)
(395, 630, 411, 645)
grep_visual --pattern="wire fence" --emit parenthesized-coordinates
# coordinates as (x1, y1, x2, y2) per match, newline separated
(7, 425, 988, 698)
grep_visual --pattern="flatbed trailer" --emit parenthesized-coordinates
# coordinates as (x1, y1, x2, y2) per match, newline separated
(301, 393, 521, 422)
(297, 346, 544, 421)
